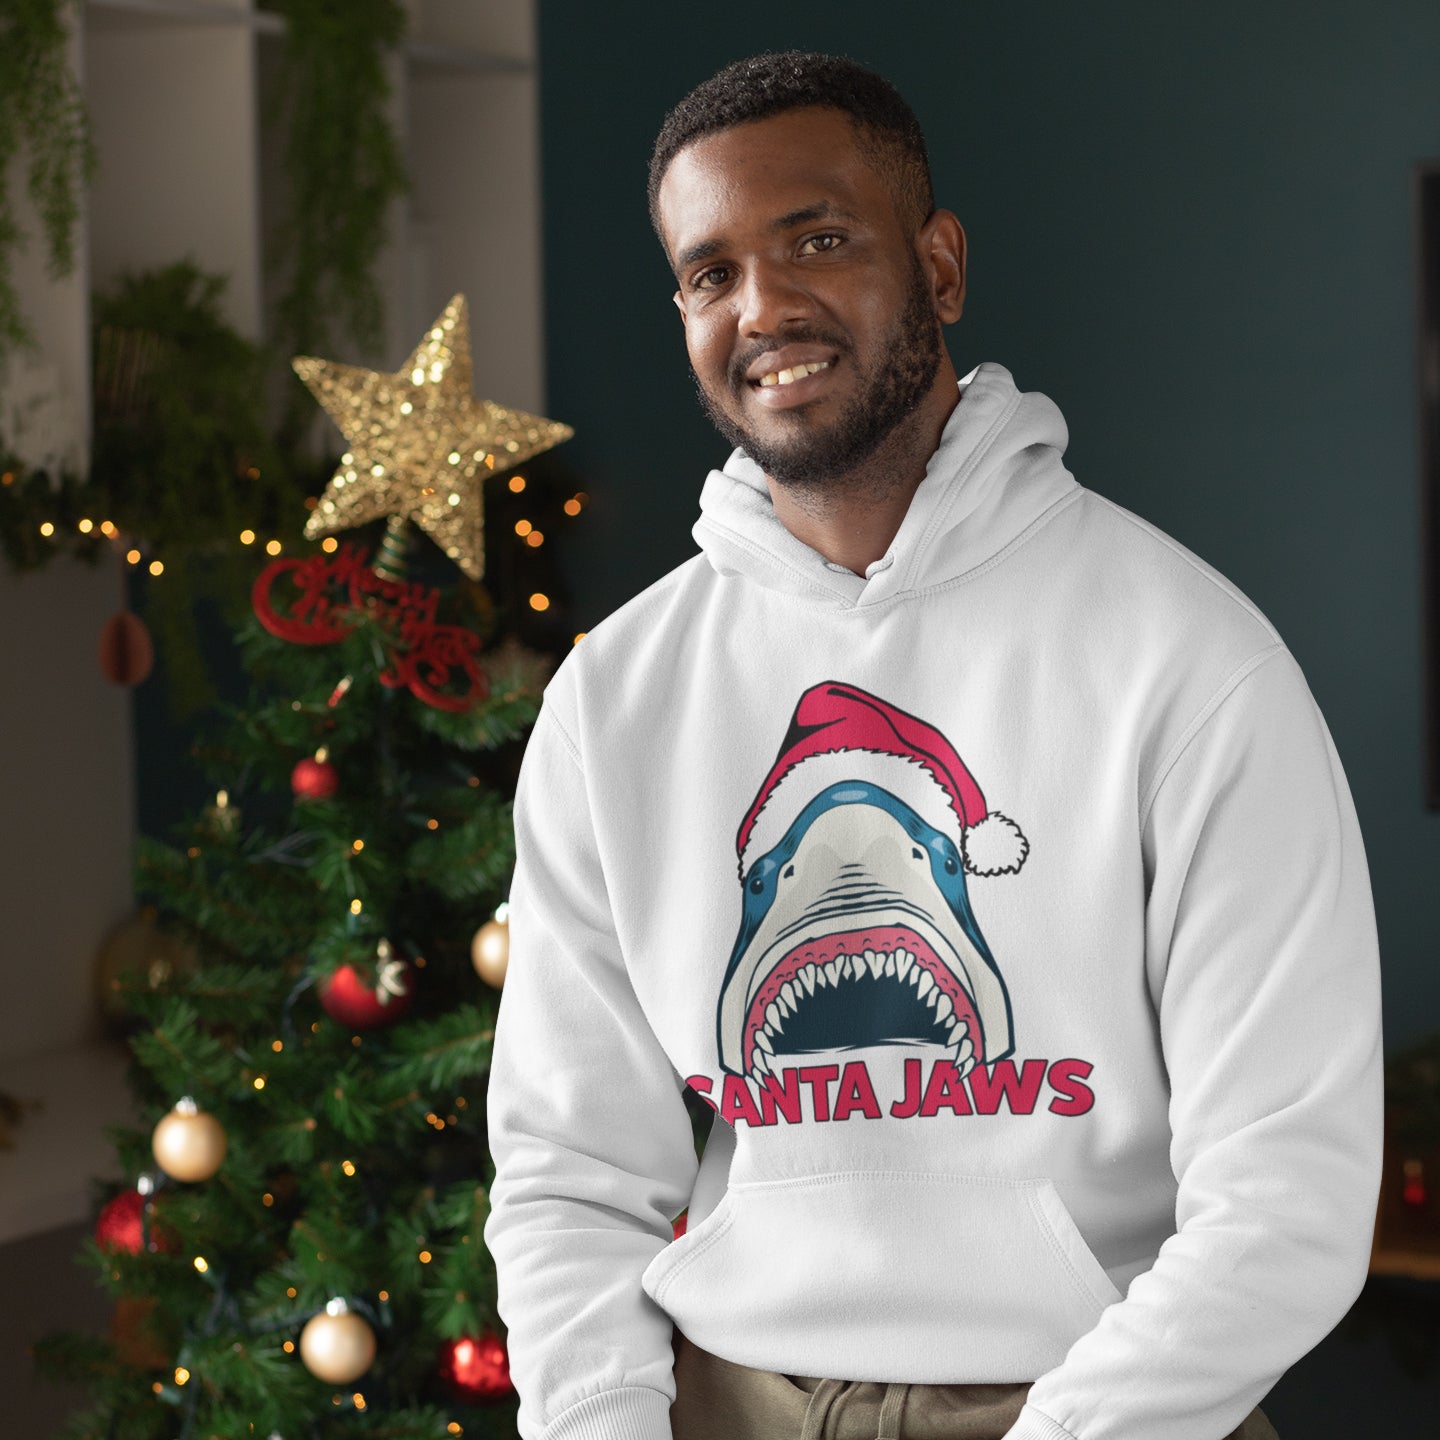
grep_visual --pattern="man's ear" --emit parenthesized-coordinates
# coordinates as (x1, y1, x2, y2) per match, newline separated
(919, 210, 966, 324)
(672, 290, 687, 325)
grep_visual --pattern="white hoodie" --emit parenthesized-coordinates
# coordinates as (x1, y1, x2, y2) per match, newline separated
(484, 362, 1383, 1440)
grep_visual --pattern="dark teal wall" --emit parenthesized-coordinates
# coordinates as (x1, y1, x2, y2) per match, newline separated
(537, 1, 1440, 1052)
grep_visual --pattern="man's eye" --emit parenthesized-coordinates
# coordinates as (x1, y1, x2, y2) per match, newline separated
(692, 266, 729, 290)
(799, 233, 843, 255)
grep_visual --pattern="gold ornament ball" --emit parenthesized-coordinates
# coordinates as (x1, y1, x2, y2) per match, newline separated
(299, 1307, 377, 1384)
(471, 918, 509, 988)
(151, 1103, 227, 1183)
(94, 908, 198, 1027)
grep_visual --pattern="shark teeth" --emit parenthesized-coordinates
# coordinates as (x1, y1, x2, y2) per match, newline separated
(747, 948, 974, 1086)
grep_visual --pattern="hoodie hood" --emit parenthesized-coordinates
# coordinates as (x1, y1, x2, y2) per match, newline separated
(692, 362, 1076, 608)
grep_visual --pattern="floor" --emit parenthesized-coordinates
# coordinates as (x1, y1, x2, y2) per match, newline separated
(4, 1224, 1438, 1437)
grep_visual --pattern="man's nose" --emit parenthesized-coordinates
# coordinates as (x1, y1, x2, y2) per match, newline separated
(736, 260, 815, 335)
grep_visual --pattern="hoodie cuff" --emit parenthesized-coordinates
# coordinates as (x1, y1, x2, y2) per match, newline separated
(1003, 1404, 1080, 1440)
(541, 1385, 673, 1440)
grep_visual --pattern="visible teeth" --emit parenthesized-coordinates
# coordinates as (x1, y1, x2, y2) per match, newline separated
(934, 993, 953, 1025)
(915, 971, 934, 1000)
(825, 959, 843, 985)
(883, 951, 897, 977)
(766, 1001, 784, 1033)
(957, 1037, 974, 1064)
(753, 1050, 771, 1076)
(799, 964, 817, 995)
(865, 949, 884, 980)
(761, 360, 829, 387)
(756, 1029, 774, 1054)
(957, 1055, 976, 1080)
(946, 1019, 966, 1044)
(781, 981, 798, 1011)
(895, 950, 913, 982)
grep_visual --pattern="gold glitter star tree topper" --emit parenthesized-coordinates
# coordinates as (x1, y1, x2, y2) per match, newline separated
(294, 294, 573, 580)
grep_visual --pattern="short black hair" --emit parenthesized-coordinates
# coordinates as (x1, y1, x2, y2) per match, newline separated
(648, 51, 935, 249)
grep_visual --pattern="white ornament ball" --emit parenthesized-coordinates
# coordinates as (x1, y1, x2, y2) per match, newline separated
(151, 1099, 227, 1183)
(471, 917, 509, 988)
(299, 1304, 377, 1384)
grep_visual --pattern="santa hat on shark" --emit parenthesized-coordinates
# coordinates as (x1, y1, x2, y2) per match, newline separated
(736, 681, 1029, 882)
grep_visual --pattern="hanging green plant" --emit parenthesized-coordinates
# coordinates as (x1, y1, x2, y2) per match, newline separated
(264, 0, 409, 367)
(0, 0, 96, 362)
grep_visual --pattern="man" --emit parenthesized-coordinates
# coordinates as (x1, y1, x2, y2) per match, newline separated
(485, 51, 1382, 1440)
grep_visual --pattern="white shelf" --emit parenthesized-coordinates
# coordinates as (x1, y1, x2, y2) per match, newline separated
(85, 0, 536, 71)
(87, 0, 283, 33)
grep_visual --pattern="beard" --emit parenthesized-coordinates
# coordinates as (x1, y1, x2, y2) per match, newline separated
(692, 254, 944, 494)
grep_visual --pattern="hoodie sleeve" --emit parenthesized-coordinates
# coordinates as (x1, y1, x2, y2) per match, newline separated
(484, 701, 699, 1440)
(1009, 647, 1384, 1440)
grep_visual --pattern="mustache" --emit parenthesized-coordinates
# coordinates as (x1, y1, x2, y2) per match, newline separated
(727, 327, 853, 392)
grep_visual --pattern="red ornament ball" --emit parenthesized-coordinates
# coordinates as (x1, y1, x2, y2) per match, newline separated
(95, 1189, 146, 1254)
(291, 755, 339, 800)
(95, 1189, 173, 1254)
(98, 610, 155, 686)
(318, 959, 414, 1031)
(437, 1330, 514, 1404)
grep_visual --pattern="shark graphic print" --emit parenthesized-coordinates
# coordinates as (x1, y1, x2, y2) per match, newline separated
(716, 681, 1031, 1093)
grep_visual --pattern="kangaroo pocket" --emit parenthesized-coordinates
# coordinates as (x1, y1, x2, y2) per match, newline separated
(642, 1170, 1123, 1383)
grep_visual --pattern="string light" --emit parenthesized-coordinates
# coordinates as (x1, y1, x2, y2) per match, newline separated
(174, 1367, 191, 1386)
(529, 593, 550, 612)
(286, 1287, 297, 1298)
(574, 632, 587, 644)
(341, 1159, 356, 1176)
(508, 474, 526, 493)
(378, 1290, 389, 1302)
(350, 898, 363, 914)
(426, 818, 439, 830)
(240, 529, 256, 545)
(265, 539, 282, 556)
(126, 548, 141, 564)
(525, 530, 544, 547)
(514, 519, 532, 537)
(253, 1076, 266, 1090)
(100, 520, 117, 537)
(352, 839, 364, 852)
(272, 1039, 284, 1052)
(149, 560, 164, 576)
(262, 1192, 274, 1207)
(353, 1394, 367, 1412)
(39, 521, 54, 537)
(77, 517, 93, 533)
(321, 536, 339, 552)
(563, 497, 582, 516)
(418, 1250, 432, 1264)
(283, 1340, 295, 1353)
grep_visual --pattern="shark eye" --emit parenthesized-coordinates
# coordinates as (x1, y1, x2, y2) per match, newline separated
(944, 855, 959, 875)
(749, 874, 765, 894)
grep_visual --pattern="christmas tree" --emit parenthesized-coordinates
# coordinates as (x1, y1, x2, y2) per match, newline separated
(34, 296, 577, 1439)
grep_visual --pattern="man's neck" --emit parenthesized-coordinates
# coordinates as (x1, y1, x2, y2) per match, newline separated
(764, 371, 963, 577)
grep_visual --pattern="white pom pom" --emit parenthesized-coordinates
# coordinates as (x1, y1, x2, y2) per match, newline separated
(963, 812, 1029, 876)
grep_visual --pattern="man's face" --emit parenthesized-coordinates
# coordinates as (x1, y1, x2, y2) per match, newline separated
(657, 106, 963, 490)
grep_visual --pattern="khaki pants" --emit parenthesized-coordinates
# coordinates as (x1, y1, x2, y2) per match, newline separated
(671, 1329, 1280, 1440)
